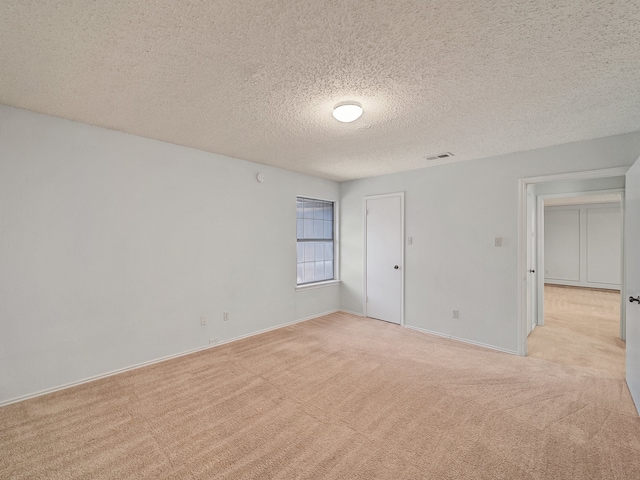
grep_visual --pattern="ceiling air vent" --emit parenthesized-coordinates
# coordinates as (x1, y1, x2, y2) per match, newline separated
(425, 152, 454, 161)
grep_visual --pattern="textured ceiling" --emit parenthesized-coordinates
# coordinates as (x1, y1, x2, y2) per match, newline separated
(1, 1, 639, 181)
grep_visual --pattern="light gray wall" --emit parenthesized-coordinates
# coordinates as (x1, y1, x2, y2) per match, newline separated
(544, 208, 582, 282)
(544, 204, 621, 289)
(534, 176, 625, 195)
(339, 132, 640, 353)
(0, 105, 339, 404)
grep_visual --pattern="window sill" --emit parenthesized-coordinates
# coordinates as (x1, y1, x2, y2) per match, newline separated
(296, 280, 341, 291)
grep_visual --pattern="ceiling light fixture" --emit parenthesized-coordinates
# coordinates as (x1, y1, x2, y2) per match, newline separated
(332, 102, 363, 123)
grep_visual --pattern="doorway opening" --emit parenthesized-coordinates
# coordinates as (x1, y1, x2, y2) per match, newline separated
(517, 167, 628, 357)
(527, 192, 624, 377)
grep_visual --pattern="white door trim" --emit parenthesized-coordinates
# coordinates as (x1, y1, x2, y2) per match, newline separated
(363, 192, 405, 326)
(536, 194, 545, 327)
(517, 167, 629, 356)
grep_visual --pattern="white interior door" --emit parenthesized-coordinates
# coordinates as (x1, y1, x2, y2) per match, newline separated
(625, 157, 640, 411)
(526, 187, 538, 335)
(365, 194, 403, 324)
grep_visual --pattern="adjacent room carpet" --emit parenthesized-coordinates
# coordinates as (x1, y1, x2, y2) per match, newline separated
(2, 311, 639, 479)
(528, 285, 624, 378)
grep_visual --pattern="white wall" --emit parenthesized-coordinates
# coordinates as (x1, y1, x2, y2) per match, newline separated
(545, 204, 621, 289)
(544, 208, 581, 281)
(339, 132, 640, 353)
(0, 105, 339, 404)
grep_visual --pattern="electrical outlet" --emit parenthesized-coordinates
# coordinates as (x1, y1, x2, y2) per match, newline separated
(200, 315, 207, 326)
(408, 236, 413, 245)
(223, 311, 229, 322)
(209, 338, 217, 345)
(452, 309, 459, 319)
(494, 237, 503, 247)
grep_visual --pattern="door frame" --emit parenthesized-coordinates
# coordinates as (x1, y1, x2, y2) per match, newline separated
(526, 185, 538, 335)
(517, 167, 629, 356)
(363, 192, 405, 326)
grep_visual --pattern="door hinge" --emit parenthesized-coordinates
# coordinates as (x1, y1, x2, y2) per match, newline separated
(366, 209, 369, 215)
(366, 296, 369, 302)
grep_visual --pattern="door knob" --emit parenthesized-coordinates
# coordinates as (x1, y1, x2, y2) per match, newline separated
(630, 296, 640, 304)
(529, 269, 535, 273)
(394, 265, 399, 270)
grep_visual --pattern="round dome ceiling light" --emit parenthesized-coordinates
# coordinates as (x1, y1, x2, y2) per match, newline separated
(332, 102, 363, 123)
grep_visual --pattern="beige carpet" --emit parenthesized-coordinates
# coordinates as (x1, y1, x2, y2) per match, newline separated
(2, 312, 640, 479)
(528, 285, 625, 378)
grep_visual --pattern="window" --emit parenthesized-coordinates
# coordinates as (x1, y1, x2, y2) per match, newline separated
(296, 197, 335, 285)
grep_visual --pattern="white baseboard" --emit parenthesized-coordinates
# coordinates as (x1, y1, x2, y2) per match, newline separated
(405, 325, 519, 356)
(338, 309, 365, 317)
(545, 279, 620, 290)
(0, 310, 338, 408)
(294, 309, 339, 323)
